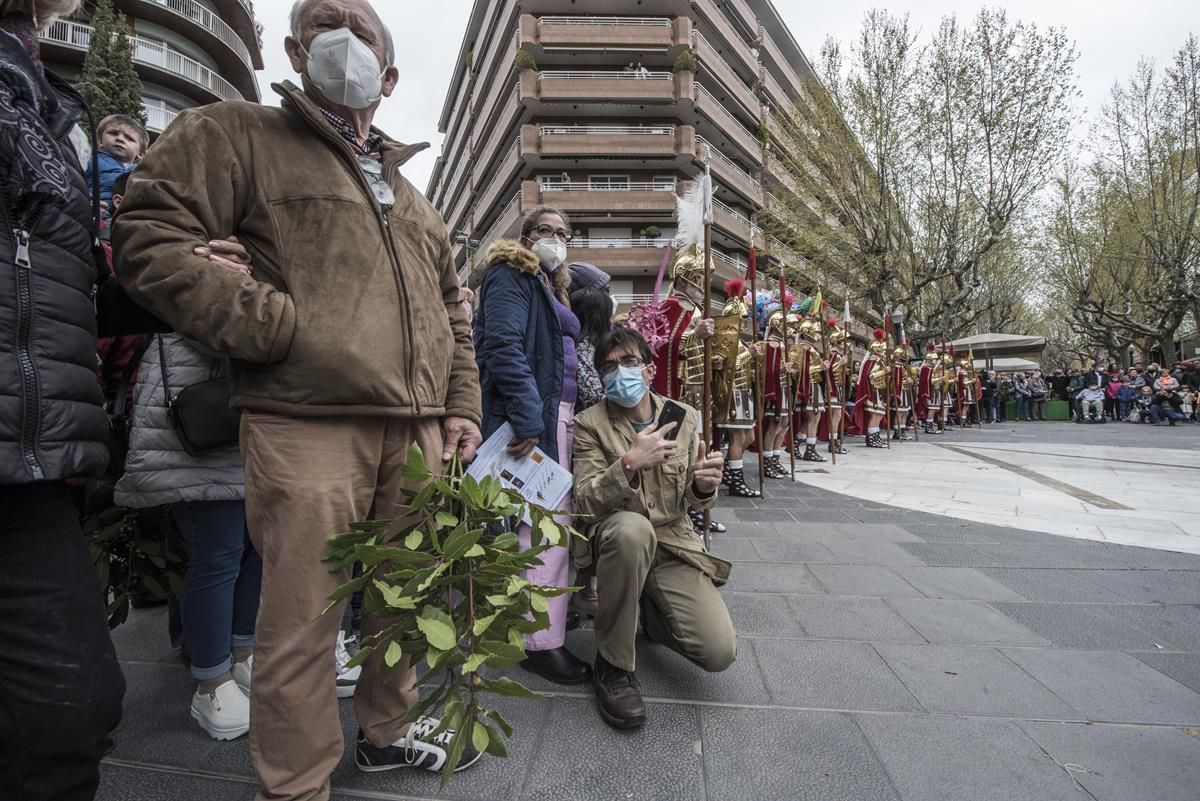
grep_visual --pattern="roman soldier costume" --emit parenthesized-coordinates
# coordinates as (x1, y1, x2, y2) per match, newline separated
(760, 304, 793, 479)
(850, 328, 890, 448)
(891, 343, 914, 440)
(917, 344, 940, 434)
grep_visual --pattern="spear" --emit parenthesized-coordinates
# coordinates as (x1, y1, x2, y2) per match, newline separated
(883, 311, 894, 449)
(781, 270, 795, 479)
(837, 300, 851, 450)
(820, 303, 837, 467)
(748, 247, 766, 493)
(701, 148, 714, 549)
(902, 321, 918, 442)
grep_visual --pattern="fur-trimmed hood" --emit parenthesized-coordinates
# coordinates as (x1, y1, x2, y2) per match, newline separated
(484, 239, 571, 303)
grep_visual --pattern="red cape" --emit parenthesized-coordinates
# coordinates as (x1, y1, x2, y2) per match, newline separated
(847, 356, 878, 435)
(648, 297, 695, 401)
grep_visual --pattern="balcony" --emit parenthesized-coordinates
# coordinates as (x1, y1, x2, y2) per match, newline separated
(712, 197, 763, 248)
(143, 103, 180, 134)
(41, 19, 242, 103)
(468, 193, 523, 274)
(696, 135, 762, 205)
(692, 31, 761, 125)
(526, 69, 692, 105)
(758, 23, 805, 100)
(523, 14, 690, 52)
(472, 143, 524, 233)
(522, 124, 695, 163)
(524, 180, 679, 216)
(568, 237, 672, 275)
(692, 0, 759, 76)
(694, 84, 761, 164)
(128, 0, 259, 98)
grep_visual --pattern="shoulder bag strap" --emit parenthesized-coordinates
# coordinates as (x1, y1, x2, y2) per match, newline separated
(157, 335, 174, 409)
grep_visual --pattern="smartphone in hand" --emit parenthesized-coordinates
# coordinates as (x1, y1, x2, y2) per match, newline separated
(655, 400, 687, 441)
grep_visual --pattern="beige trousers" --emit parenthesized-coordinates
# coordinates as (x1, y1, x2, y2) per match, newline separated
(591, 511, 737, 673)
(241, 412, 443, 801)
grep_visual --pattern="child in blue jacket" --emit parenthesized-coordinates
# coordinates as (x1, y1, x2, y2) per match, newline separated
(86, 114, 146, 204)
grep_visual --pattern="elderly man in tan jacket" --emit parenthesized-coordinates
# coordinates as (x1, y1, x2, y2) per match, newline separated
(573, 327, 737, 729)
(114, 1, 482, 798)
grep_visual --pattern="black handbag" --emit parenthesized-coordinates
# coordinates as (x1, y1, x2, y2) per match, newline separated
(158, 337, 240, 457)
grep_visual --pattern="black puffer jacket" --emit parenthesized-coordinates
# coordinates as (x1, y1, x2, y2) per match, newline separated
(1, 32, 107, 484)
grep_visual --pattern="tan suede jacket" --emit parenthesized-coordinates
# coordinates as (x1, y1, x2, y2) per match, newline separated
(572, 394, 731, 585)
(114, 82, 480, 422)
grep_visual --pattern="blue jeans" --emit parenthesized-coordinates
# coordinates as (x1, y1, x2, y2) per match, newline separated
(1015, 395, 1029, 420)
(171, 500, 262, 681)
(1150, 405, 1184, 424)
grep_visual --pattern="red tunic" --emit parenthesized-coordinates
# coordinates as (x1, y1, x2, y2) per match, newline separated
(848, 356, 880, 435)
(648, 297, 696, 401)
(916, 363, 934, 418)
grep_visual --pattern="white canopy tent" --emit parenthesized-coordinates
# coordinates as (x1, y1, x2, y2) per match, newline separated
(950, 333, 1046, 368)
(973, 357, 1040, 373)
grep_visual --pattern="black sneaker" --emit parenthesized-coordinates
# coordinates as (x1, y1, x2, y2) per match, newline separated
(355, 717, 483, 774)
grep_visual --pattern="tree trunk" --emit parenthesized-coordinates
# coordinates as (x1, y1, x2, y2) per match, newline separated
(1159, 334, 1179, 365)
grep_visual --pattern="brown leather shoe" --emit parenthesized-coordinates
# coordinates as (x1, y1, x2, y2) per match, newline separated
(569, 580, 599, 618)
(594, 654, 646, 729)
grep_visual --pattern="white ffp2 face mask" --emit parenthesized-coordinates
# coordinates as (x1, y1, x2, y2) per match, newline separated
(302, 28, 385, 110)
(532, 238, 567, 271)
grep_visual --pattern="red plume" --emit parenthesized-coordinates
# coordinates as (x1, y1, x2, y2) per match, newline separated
(927, 343, 936, 352)
(723, 278, 745, 298)
(872, 328, 886, 341)
(783, 290, 794, 308)
(827, 316, 839, 328)
(746, 247, 757, 281)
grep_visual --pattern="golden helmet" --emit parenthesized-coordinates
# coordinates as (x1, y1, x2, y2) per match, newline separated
(798, 319, 821, 341)
(958, 357, 971, 369)
(868, 339, 889, 357)
(721, 279, 748, 318)
(829, 327, 849, 347)
(765, 308, 786, 334)
(893, 345, 909, 360)
(940, 352, 954, 365)
(670, 246, 705, 289)
(923, 347, 939, 364)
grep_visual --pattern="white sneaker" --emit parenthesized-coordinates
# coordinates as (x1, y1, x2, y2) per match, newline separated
(191, 680, 250, 741)
(231, 655, 252, 697)
(336, 630, 361, 699)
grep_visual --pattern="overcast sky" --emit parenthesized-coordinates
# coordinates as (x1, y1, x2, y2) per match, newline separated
(252, 1, 1195, 191)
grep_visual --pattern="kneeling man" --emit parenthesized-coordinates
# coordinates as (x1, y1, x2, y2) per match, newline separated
(572, 327, 737, 729)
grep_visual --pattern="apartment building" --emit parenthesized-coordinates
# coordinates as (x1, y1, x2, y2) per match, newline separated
(427, 0, 833, 309)
(39, 0, 263, 137)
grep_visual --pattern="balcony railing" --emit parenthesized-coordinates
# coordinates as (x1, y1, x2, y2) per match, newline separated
(613, 293, 659, 306)
(539, 16, 671, 27)
(143, 103, 180, 133)
(542, 181, 677, 192)
(42, 20, 241, 101)
(694, 83, 761, 160)
(696, 135, 759, 187)
(712, 250, 748, 272)
(540, 125, 675, 136)
(539, 70, 672, 81)
(713, 198, 754, 229)
(139, 0, 252, 68)
(477, 193, 522, 251)
(572, 238, 672, 249)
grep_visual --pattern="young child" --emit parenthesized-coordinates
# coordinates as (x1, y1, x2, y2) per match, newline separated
(1134, 385, 1155, 423)
(1117, 378, 1136, 421)
(1181, 388, 1195, 422)
(87, 114, 147, 205)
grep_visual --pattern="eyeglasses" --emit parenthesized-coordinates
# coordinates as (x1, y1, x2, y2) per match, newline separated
(534, 224, 572, 243)
(599, 356, 645, 376)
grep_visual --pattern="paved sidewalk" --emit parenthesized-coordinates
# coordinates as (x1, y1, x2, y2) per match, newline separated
(98, 425, 1200, 801)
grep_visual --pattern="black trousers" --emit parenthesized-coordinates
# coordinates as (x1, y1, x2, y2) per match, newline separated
(0, 481, 125, 801)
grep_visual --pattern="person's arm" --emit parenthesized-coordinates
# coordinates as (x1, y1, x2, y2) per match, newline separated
(113, 110, 295, 363)
(435, 235, 482, 425)
(572, 414, 640, 523)
(476, 267, 544, 440)
(684, 409, 718, 511)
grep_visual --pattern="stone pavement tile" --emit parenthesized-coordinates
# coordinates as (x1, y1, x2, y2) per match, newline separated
(701, 708, 901, 801)
(1096, 604, 1200, 651)
(989, 602, 1166, 651)
(109, 662, 224, 769)
(724, 562, 826, 594)
(733, 507, 797, 523)
(708, 537, 761, 563)
(723, 592, 806, 638)
(1095, 546, 1200, 570)
(753, 639, 923, 712)
(843, 510, 932, 524)
(790, 508, 860, 523)
(636, 636, 772, 704)
(854, 715, 1095, 801)
(977, 568, 1126, 603)
(519, 697, 704, 801)
(898, 543, 996, 567)
(788, 595, 926, 643)
(886, 599, 1050, 646)
(1017, 721, 1200, 801)
(821, 541, 927, 566)
(806, 564, 925, 598)
(96, 764, 256, 801)
(331, 694, 551, 801)
(892, 567, 1027, 602)
(749, 539, 838, 563)
(750, 497, 811, 510)
(900, 524, 1001, 544)
(718, 520, 788, 538)
(972, 543, 1137, 569)
(109, 606, 179, 665)
(1133, 653, 1200, 694)
(873, 644, 1082, 719)
(1001, 648, 1200, 725)
(831, 523, 925, 542)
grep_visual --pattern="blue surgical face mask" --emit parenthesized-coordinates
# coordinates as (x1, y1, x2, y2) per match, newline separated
(603, 365, 648, 408)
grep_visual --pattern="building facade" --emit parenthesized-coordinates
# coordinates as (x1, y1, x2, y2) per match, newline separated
(427, 0, 836, 310)
(39, 0, 263, 137)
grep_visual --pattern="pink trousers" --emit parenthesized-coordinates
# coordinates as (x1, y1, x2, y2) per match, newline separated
(516, 401, 574, 651)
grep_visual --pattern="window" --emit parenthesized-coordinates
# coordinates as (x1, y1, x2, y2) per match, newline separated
(652, 175, 678, 191)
